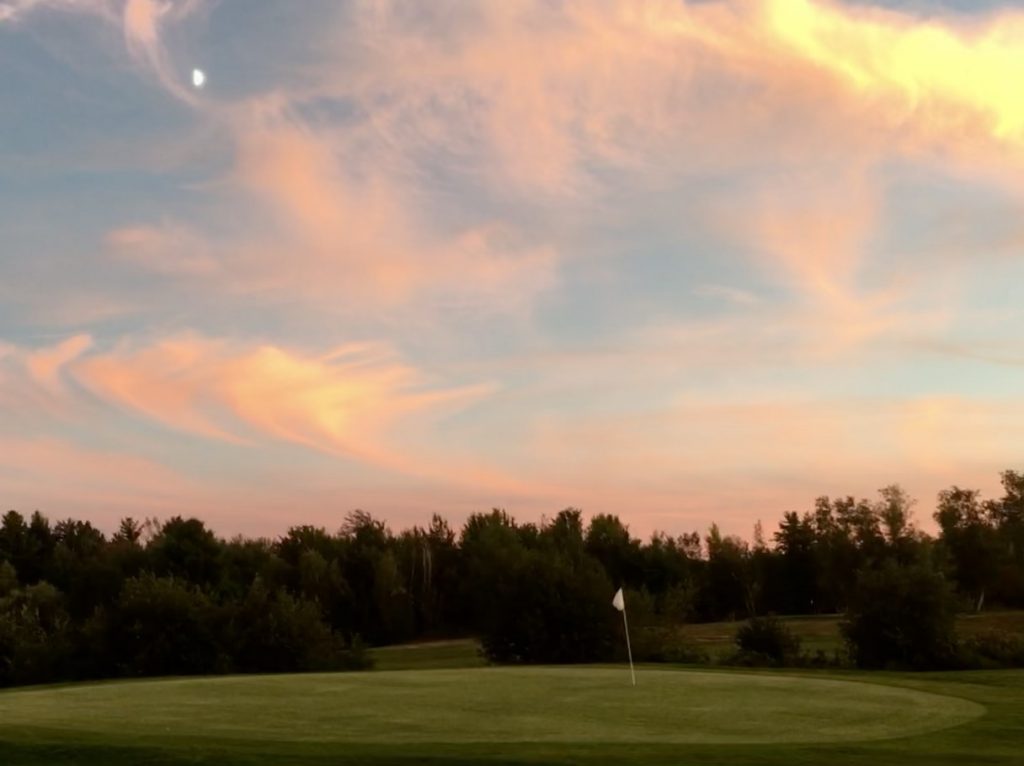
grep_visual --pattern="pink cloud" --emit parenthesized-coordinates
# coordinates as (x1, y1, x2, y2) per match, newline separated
(198, 107, 560, 311)
(25, 334, 93, 392)
(46, 333, 533, 493)
(1, 333, 564, 505)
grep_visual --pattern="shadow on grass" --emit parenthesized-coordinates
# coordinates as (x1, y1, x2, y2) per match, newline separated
(0, 740, 960, 766)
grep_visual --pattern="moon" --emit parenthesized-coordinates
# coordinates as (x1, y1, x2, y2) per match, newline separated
(192, 69, 206, 89)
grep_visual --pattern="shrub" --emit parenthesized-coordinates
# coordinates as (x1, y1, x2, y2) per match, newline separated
(226, 578, 367, 673)
(344, 634, 374, 671)
(734, 616, 801, 665)
(841, 561, 958, 670)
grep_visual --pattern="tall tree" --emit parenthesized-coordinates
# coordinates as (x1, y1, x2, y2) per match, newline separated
(149, 517, 222, 586)
(935, 487, 999, 611)
(772, 512, 817, 614)
(702, 524, 751, 620)
(585, 514, 641, 588)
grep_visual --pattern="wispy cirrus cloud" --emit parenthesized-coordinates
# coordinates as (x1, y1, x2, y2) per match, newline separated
(1, 0, 202, 99)
(71, 335, 493, 467)
(24, 334, 93, 392)
(0, 333, 531, 493)
(0, 0, 114, 23)
(222, 108, 559, 309)
(16, 0, 1024, 324)
(121, 0, 198, 103)
(106, 222, 221, 277)
(180, 0, 1024, 318)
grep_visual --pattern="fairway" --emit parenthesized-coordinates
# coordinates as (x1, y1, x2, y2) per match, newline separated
(0, 667, 982, 749)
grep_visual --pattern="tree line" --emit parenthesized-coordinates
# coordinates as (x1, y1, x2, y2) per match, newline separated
(1, 469, 1022, 684)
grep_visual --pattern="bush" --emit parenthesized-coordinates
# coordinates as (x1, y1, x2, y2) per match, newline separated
(99, 574, 223, 677)
(345, 634, 374, 671)
(226, 578, 368, 673)
(841, 561, 958, 670)
(734, 616, 801, 665)
(0, 582, 73, 686)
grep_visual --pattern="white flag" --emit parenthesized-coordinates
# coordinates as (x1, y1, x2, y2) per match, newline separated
(612, 587, 625, 612)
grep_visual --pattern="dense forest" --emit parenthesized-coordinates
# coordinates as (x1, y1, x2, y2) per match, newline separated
(2, 470, 1022, 685)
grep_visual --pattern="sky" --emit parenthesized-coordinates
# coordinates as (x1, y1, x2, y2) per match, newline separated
(1, 0, 1023, 540)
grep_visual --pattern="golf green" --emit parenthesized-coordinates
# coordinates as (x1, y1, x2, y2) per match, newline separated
(0, 667, 983, 747)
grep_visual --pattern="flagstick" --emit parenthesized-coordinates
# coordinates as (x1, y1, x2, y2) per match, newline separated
(622, 605, 636, 687)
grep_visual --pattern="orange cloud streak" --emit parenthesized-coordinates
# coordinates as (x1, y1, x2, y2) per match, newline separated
(70, 336, 467, 458)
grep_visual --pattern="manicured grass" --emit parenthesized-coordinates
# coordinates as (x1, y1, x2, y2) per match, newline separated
(2, 665, 1022, 765)
(0, 667, 981, 746)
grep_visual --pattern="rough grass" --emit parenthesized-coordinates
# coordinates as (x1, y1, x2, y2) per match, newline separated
(1, 665, 1018, 766)
(369, 639, 487, 671)
(680, 614, 845, 658)
(679, 610, 1024, 659)
(957, 610, 1024, 637)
